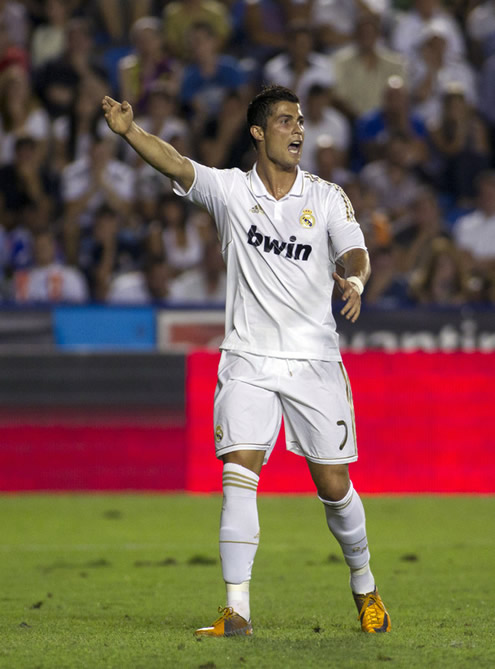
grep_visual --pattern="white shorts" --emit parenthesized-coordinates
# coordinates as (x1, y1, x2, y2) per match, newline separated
(213, 350, 358, 465)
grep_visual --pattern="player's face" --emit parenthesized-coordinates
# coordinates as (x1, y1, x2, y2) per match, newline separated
(261, 101, 305, 170)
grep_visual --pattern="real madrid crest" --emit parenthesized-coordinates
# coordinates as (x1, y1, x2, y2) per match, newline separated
(215, 425, 224, 442)
(300, 209, 315, 229)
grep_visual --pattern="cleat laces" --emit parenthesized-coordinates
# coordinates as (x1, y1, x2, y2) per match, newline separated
(358, 592, 385, 629)
(212, 606, 234, 625)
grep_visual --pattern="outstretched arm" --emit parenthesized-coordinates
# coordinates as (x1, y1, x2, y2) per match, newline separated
(333, 248, 371, 323)
(101, 96, 195, 192)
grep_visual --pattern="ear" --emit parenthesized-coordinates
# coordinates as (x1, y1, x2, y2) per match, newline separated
(250, 125, 264, 144)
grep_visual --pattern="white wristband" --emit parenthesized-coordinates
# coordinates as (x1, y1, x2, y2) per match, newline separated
(346, 276, 364, 295)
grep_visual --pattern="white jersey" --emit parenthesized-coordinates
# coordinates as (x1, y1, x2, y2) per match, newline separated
(174, 161, 366, 361)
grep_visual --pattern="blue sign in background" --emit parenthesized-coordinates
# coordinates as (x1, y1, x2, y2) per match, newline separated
(53, 305, 156, 351)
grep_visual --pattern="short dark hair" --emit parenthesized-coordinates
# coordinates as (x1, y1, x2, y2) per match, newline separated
(189, 20, 217, 39)
(247, 85, 299, 149)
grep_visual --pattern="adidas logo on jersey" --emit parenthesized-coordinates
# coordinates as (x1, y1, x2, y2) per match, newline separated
(247, 225, 313, 261)
(250, 204, 265, 214)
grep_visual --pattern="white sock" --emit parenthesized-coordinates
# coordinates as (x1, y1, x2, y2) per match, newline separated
(226, 581, 250, 621)
(319, 482, 375, 595)
(219, 463, 260, 621)
(350, 564, 375, 595)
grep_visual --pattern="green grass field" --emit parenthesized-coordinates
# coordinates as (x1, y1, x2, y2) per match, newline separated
(0, 494, 493, 669)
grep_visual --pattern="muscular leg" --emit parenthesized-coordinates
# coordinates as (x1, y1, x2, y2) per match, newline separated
(223, 449, 265, 476)
(219, 450, 265, 620)
(307, 461, 375, 595)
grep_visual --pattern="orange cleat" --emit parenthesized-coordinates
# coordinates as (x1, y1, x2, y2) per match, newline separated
(194, 606, 253, 637)
(353, 588, 391, 633)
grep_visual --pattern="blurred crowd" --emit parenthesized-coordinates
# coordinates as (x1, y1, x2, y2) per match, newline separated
(1, 0, 495, 307)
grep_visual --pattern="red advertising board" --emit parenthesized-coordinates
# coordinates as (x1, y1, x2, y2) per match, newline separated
(186, 351, 495, 494)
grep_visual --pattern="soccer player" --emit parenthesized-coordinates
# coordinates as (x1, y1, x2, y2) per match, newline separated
(102, 85, 391, 636)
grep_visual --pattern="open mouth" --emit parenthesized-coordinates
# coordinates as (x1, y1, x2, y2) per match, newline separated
(288, 140, 302, 154)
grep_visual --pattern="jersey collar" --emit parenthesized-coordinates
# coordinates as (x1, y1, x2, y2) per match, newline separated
(249, 163, 305, 200)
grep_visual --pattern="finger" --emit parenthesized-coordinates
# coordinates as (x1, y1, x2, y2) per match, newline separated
(341, 300, 353, 316)
(350, 303, 361, 322)
(341, 287, 354, 302)
(341, 293, 360, 316)
(332, 272, 345, 293)
(350, 309, 360, 323)
(103, 96, 118, 106)
(342, 301, 360, 321)
(340, 298, 352, 315)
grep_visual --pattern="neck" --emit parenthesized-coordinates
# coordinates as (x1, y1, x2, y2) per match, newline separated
(360, 47, 377, 64)
(255, 160, 298, 200)
(200, 54, 216, 74)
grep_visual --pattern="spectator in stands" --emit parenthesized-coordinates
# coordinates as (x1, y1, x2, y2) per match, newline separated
(332, 13, 405, 120)
(13, 228, 89, 303)
(360, 245, 410, 307)
(179, 21, 248, 134)
(80, 204, 146, 301)
(118, 16, 180, 116)
(144, 256, 170, 301)
(81, 204, 119, 301)
(298, 84, 351, 174)
(106, 256, 171, 304)
(391, 0, 466, 64)
(0, 0, 29, 48)
(0, 13, 28, 75)
(0, 65, 50, 166)
(355, 75, 428, 167)
(344, 177, 392, 255)
(428, 82, 491, 206)
(409, 23, 477, 126)
(0, 0, 493, 312)
(0, 136, 59, 232)
(312, 135, 352, 187)
(239, 0, 287, 65)
(147, 194, 205, 278)
(168, 234, 226, 304)
(237, 0, 313, 71)
(340, 177, 408, 307)
(163, 0, 231, 61)
(94, 0, 153, 46)
(409, 237, 471, 306)
(129, 80, 192, 218)
(61, 133, 135, 265)
(453, 170, 495, 275)
(0, 202, 39, 281)
(310, 0, 391, 53)
(198, 89, 254, 169)
(359, 132, 422, 229)
(262, 21, 334, 108)
(128, 80, 190, 166)
(477, 50, 495, 158)
(466, 0, 495, 64)
(52, 72, 110, 172)
(30, 0, 69, 69)
(33, 17, 108, 121)
(393, 186, 449, 275)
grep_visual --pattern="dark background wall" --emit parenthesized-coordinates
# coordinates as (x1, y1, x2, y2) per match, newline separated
(0, 351, 185, 407)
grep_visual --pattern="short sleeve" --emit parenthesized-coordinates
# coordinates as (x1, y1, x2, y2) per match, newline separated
(327, 184, 367, 261)
(173, 160, 234, 242)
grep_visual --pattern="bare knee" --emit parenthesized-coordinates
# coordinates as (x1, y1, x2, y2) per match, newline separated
(222, 450, 265, 476)
(306, 461, 350, 502)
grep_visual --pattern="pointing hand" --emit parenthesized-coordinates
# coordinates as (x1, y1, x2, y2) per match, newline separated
(101, 96, 134, 136)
